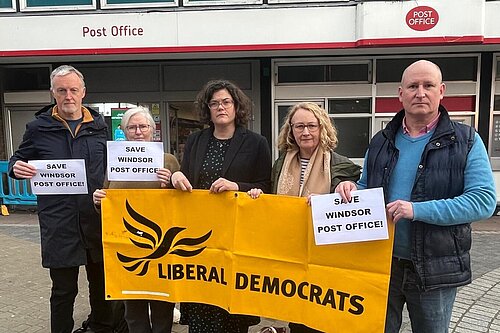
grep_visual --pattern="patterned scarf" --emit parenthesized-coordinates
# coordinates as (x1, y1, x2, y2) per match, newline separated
(277, 147, 331, 197)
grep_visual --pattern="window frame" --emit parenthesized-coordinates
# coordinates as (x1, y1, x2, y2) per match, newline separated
(0, 0, 16, 12)
(19, 0, 96, 12)
(100, 0, 177, 9)
(275, 59, 373, 85)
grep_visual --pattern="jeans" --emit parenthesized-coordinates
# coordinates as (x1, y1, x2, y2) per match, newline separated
(385, 257, 457, 333)
(49, 259, 114, 333)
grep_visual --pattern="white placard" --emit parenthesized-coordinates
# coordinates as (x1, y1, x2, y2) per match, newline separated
(107, 141, 163, 181)
(310, 187, 388, 245)
(29, 159, 88, 195)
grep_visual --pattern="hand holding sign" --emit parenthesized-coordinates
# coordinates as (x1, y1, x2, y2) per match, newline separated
(107, 141, 163, 182)
(29, 159, 88, 195)
(12, 160, 37, 179)
(311, 188, 388, 245)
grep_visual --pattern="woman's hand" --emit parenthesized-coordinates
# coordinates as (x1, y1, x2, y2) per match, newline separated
(247, 188, 263, 199)
(306, 193, 318, 206)
(171, 171, 193, 192)
(210, 178, 238, 193)
(93, 189, 107, 206)
(335, 181, 358, 203)
(156, 168, 172, 188)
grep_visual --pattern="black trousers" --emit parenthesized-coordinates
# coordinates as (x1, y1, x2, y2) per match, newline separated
(124, 299, 174, 333)
(289, 323, 323, 333)
(49, 259, 114, 333)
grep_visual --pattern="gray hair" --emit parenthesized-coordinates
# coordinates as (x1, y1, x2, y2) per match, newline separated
(121, 106, 155, 129)
(50, 65, 85, 91)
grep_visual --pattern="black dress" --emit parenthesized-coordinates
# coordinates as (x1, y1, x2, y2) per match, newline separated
(180, 136, 256, 333)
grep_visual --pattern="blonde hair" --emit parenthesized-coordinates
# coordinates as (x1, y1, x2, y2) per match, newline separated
(277, 102, 338, 152)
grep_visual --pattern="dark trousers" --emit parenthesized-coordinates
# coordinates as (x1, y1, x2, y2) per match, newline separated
(49, 259, 114, 333)
(385, 257, 457, 333)
(289, 323, 323, 333)
(124, 300, 174, 333)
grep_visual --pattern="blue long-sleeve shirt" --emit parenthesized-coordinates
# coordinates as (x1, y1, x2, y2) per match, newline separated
(358, 130, 496, 258)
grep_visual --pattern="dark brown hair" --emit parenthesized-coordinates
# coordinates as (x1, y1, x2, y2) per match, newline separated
(195, 79, 252, 126)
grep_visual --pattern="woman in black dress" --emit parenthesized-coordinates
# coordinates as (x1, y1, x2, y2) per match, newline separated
(171, 79, 272, 333)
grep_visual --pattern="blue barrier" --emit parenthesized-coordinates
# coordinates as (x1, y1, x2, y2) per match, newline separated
(0, 161, 37, 206)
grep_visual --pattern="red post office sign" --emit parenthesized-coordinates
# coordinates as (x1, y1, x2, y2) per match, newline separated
(406, 6, 439, 31)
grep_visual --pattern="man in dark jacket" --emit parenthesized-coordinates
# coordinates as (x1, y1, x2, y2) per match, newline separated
(335, 60, 496, 333)
(9, 65, 113, 333)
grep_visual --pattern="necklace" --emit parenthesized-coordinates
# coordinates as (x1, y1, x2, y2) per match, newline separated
(213, 137, 231, 148)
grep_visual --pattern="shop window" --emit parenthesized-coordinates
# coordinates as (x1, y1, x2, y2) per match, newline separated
(3, 67, 50, 91)
(20, 0, 94, 10)
(328, 98, 371, 114)
(277, 63, 371, 84)
(376, 57, 477, 82)
(0, 0, 15, 11)
(163, 63, 252, 91)
(277, 105, 290, 131)
(494, 95, 500, 111)
(496, 60, 500, 80)
(184, 0, 262, 5)
(169, 102, 204, 162)
(332, 117, 370, 158)
(102, 0, 176, 8)
(269, 0, 348, 3)
(83, 65, 160, 92)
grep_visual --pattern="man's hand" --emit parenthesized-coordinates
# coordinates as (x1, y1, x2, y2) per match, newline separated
(386, 200, 414, 223)
(12, 160, 37, 179)
(93, 189, 107, 206)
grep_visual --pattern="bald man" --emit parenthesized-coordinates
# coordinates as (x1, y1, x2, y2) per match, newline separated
(336, 60, 496, 333)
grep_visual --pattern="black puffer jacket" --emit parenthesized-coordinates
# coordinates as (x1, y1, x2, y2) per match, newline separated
(9, 104, 107, 268)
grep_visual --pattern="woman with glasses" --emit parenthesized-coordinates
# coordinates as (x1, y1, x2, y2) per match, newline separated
(248, 102, 361, 333)
(93, 106, 180, 333)
(170, 79, 272, 333)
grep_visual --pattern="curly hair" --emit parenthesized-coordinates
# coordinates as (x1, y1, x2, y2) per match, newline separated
(277, 102, 338, 152)
(195, 80, 252, 126)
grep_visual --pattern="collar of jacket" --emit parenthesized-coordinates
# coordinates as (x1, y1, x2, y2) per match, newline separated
(382, 105, 454, 144)
(35, 104, 106, 131)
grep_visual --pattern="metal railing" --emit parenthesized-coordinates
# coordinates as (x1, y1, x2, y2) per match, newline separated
(0, 161, 37, 206)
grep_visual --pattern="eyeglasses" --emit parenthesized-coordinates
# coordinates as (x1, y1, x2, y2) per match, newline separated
(208, 99, 234, 110)
(126, 124, 151, 133)
(291, 123, 320, 133)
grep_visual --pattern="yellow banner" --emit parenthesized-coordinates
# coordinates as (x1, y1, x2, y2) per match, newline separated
(102, 189, 394, 332)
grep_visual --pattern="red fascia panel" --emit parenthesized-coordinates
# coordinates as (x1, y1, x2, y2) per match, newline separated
(356, 35, 484, 48)
(375, 96, 476, 113)
(0, 35, 496, 58)
(0, 42, 357, 57)
(485, 37, 500, 44)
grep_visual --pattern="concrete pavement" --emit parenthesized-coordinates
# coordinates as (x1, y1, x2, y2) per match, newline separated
(1, 210, 499, 332)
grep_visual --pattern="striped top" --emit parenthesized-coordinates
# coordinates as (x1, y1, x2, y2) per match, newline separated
(300, 157, 309, 186)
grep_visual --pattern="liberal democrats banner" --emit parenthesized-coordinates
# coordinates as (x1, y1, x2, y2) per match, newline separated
(102, 189, 394, 332)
